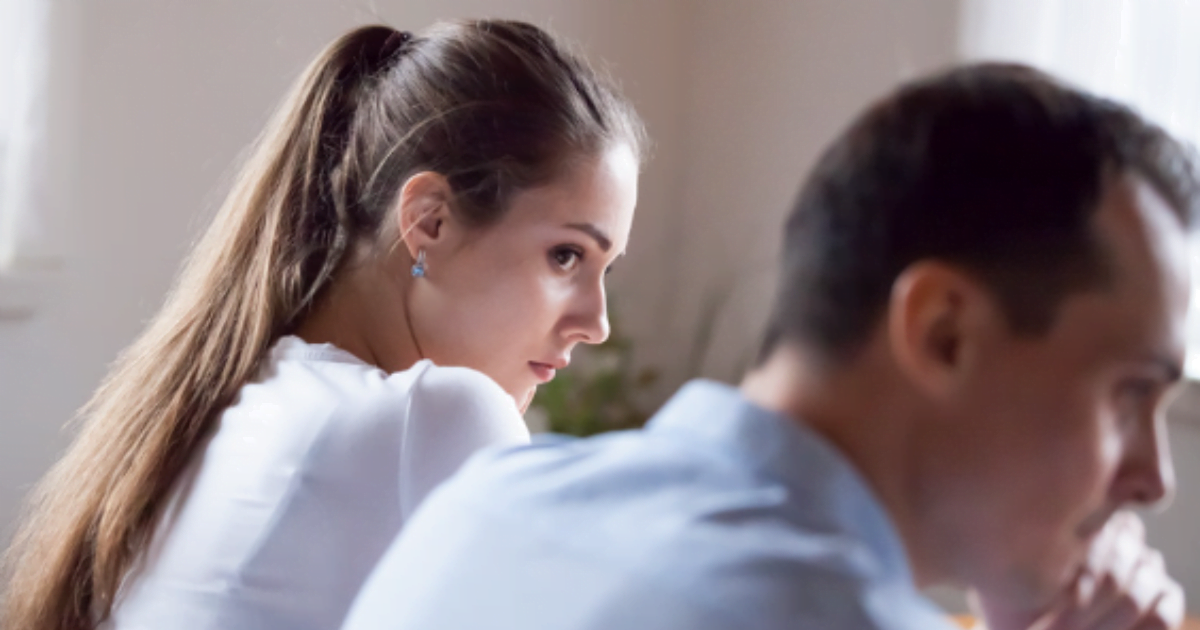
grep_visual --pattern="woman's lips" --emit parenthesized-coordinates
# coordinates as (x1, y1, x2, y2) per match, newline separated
(529, 362, 557, 383)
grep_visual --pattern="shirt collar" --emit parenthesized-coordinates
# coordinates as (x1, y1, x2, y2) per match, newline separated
(271, 335, 370, 366)
(646, 379, 916, 585)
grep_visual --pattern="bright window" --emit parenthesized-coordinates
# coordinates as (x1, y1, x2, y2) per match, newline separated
(0, 0, 53, 274)
(0, 0, 55, 319)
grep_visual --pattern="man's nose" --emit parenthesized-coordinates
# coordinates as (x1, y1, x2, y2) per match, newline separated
(1114, 416, 1176, 508)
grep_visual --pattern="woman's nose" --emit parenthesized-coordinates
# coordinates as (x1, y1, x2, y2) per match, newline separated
(563, 282, 609, 345)
(1113, 414, 1176, 508)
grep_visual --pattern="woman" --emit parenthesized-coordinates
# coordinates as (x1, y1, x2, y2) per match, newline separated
(1, 20, 644, 630)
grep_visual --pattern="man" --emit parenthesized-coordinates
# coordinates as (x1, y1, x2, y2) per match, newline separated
(341, 64, 1198, 630)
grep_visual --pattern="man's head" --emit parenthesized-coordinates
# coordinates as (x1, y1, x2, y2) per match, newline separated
(758, 64, 1199, 605)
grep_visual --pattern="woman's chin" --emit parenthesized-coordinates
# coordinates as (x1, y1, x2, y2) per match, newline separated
(516, 386, 537, 414)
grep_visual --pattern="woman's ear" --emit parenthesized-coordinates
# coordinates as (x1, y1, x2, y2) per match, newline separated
(396, 171, 454, 259)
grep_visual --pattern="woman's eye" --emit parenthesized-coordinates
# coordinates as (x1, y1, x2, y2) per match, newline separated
(551, 247, 583, 271)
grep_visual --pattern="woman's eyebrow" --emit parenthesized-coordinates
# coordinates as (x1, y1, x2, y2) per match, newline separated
(565, 222, 612, 252)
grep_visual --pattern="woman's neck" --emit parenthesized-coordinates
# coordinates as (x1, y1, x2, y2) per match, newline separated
(293, 261, 423, 372)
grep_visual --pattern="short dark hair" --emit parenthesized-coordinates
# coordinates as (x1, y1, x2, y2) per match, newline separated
(761, 63, 1200, 363)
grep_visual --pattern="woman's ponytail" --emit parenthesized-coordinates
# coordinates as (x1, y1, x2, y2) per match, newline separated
(1, 25, 411, 630)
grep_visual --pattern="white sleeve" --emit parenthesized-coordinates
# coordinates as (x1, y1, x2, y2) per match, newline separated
(397, 365, 531, 520)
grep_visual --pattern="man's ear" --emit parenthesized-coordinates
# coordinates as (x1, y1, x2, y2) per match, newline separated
(395, 171, 454, 260)
(887, 261, 993, 399)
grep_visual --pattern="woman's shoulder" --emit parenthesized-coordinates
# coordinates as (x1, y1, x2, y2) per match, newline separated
(408, 362, 519, 419)
(397, 362, 529, 517)
(260, 336, 522, 429)
(404, 361, 529, 449)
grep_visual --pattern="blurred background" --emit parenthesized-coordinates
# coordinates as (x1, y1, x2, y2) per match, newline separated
(2, 0, 1200, 614)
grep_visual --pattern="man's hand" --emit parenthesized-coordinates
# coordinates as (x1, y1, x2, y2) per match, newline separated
(975, 512, 1185, 630)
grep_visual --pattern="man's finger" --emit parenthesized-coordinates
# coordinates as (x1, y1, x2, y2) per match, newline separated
(1132, 582, 1186, 630)
(1073, 522, 1149, 627)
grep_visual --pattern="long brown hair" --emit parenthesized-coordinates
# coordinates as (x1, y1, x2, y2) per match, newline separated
(1, 20, 644, 630)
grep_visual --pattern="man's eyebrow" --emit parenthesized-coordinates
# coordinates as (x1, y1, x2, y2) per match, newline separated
(565, 223, 612, 252)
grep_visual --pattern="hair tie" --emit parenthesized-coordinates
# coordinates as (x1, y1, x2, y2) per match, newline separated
(384, 30, 413, 57)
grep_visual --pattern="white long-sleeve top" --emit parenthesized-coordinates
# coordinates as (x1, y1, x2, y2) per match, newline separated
(104, 335, 530, 630)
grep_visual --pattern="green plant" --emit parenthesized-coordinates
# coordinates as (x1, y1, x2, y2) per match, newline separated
(530, 283, 737, 437)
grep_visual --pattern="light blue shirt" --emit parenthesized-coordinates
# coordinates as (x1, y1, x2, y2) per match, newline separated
(341, 380, 958, 630)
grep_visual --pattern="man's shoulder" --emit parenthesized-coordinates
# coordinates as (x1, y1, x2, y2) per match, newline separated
(387, 425, 957, 630)
(428, 432, 910, 611)
(442, 425, 768, 523)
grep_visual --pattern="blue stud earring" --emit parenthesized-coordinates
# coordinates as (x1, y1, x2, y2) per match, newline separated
(411, 249, 426, 278)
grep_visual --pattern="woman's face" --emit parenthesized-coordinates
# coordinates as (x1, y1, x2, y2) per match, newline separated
(408, 144, 639, 410)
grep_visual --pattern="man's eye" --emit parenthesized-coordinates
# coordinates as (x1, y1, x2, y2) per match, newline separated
(551, 247, 583, 271)
(1122, 379, 1158, 401)
(1116, 379, 1162, 420)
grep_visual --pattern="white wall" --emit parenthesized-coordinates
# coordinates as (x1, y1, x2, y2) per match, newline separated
(664, 0, 963, 388)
